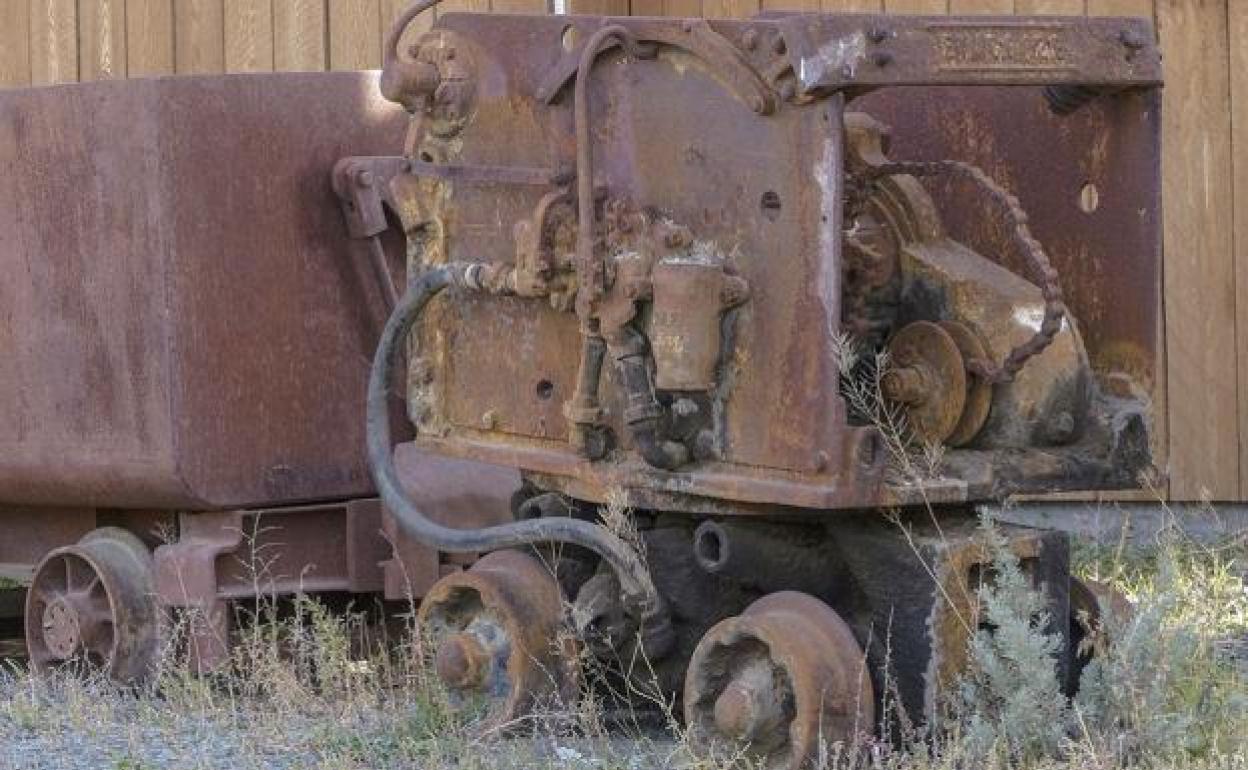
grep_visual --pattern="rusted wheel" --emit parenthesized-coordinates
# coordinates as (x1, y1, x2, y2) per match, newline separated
(1068, 576, 1133, 693)
(883, 320, 967, 445)
(419, 549, 577, 730)
(938, 320, 992, 447)
(24, 527, 158, 682)
(684, 592, 874, 770)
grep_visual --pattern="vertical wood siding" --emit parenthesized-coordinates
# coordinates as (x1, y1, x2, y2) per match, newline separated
(0, 0, 1239, 500)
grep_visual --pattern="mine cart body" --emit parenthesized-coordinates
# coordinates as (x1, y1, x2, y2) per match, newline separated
(0, 73, 400, 510)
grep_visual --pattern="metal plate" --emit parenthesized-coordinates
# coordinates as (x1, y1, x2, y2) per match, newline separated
(0, 73, 408, 508)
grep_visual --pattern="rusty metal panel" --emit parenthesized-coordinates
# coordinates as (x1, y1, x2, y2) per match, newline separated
(403, 15, 883, 510)
(775, 14, 1161, 94)
(855, 86, 1163, 411)
(0, 73, 407, 509)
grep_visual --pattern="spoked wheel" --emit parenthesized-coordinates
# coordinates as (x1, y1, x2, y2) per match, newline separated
(419, 549, 578, 730)
(24, 527, 158, 682)
(684, 592, 875, 770)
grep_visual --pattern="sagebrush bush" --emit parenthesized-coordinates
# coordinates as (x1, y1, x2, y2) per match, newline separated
(951, 512, 1070, 765)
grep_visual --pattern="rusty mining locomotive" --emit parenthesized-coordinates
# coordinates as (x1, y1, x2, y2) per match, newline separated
(0, 3, 1160, 767)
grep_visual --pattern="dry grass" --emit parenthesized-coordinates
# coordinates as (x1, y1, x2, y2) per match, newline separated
(0, 508, 1242, 770)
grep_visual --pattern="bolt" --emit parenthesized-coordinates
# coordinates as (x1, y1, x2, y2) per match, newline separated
(355, 168, 375, 188)
(481, 410, 499, 429)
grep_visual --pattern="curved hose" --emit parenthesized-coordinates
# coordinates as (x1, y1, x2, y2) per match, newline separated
(366, 264, 673, 652)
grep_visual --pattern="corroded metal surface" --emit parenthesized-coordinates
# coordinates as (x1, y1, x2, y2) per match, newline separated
(368, 11, 1161, 516)
(0, 73, 407, 509)
(684, 591, 874, 770)
(856, 85, 1163, 417)
(419, 549, 578, 729)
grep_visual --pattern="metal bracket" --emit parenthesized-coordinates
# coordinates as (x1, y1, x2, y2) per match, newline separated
(331, 156, 409, 240)
(775, 14, 1161, 96)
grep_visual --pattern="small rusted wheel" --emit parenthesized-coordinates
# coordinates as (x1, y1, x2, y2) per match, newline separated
(883, 320, 966, 445)
(938, 320, 992, 447)
(419, 549, 577, 730)
(684, 592, 875, 770)
(24, 527, 158, 682)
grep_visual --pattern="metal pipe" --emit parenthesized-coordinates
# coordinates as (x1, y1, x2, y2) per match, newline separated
(572, 25, 655, 318)
(566, 332, 609, 459)
(366, 265, 673, 653)
(379, 0, 447, 111)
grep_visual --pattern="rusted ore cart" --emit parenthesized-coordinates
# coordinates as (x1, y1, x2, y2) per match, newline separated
(1, 3, 1161, 767)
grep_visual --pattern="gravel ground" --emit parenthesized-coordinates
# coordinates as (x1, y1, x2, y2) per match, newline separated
(0, 664, 678, 770)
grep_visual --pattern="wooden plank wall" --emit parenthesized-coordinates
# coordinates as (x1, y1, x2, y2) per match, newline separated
(0, 1, 1238, 501)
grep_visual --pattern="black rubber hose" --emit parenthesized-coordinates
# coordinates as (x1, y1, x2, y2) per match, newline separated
(366, 264, 673, 652)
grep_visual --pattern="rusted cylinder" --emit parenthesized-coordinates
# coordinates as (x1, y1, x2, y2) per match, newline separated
(650, 262, 732, 391)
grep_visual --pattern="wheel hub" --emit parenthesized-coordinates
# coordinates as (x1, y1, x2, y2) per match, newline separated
(419, 549, 577, 730)
(685, 592, 874, 770)
(712, 659, 786, 742)
(41, 596, 85, 659)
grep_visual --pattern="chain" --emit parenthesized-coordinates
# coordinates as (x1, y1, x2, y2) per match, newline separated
(855, 160, 1066, 385)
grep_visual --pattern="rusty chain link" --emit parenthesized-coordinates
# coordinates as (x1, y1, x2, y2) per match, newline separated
(854, 159, 1066, 385)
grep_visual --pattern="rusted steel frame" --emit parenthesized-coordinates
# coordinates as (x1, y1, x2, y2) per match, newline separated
(858, 159, 1066, 384)
(537, 18, 775, 116)
(409, 160, 558, 186)
(333, 155, 556, 237)
(154, 501, 390, 671)
(775, 14, 1161, 95)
